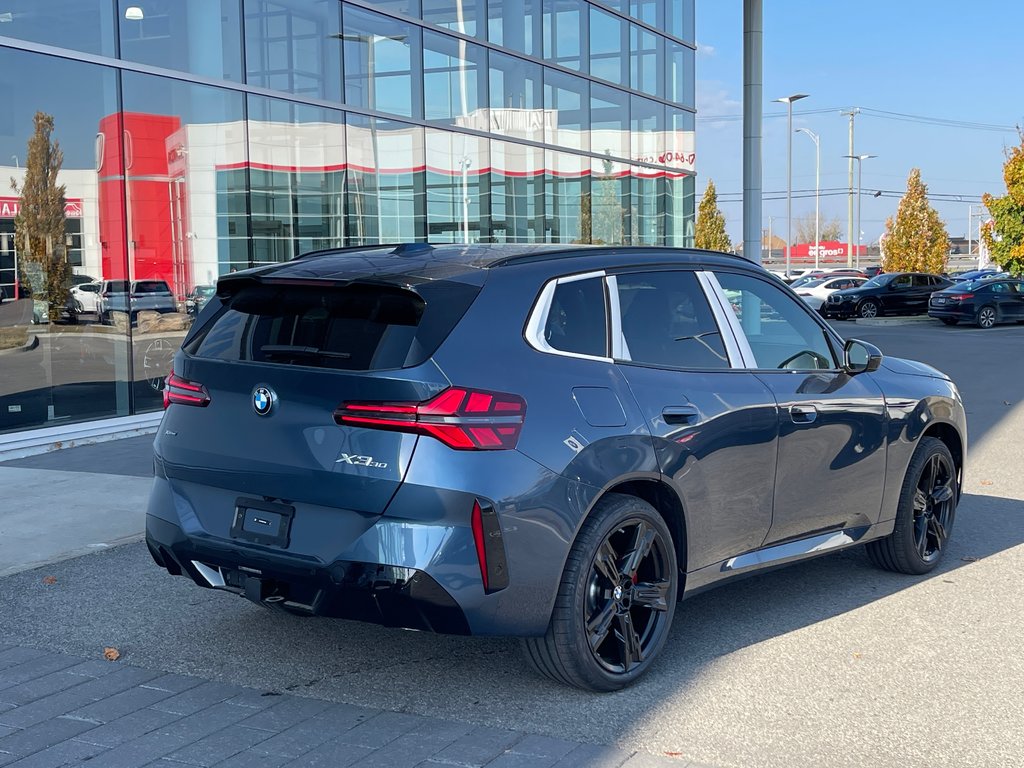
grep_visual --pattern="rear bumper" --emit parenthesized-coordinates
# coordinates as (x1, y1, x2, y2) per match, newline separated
(928, 305, 972, 321)
(146, 513, 471, 634)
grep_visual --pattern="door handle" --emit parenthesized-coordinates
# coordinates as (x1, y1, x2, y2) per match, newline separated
(663, 405, 699, 424)
(790, 405, 818, 424)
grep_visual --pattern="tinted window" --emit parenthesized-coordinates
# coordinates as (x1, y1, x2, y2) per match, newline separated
(104, 281, 129, 293)
(186, 281, 478, 370)
(545, 277, 607, 357)
(715, 272, 836, 371)
(133, 281, 171, 294)
(891, 275, 912, 289)
(912, 275, 933, 288)
(616, 271, 729, 369)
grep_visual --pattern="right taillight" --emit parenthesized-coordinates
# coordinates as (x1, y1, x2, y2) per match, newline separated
(945, 293, 974, 302)
(334, 387, 526, 450)
(163, 371, 210, 409)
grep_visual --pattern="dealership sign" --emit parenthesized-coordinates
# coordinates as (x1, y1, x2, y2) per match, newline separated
(0, 197, 83, 218)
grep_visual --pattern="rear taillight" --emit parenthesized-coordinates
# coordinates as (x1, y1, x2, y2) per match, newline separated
(163, 372, 211, 409)
(334, 387, 526, 450)
(946, 293, 973, 302)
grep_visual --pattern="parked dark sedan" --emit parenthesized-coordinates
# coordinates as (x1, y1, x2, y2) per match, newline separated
(929, 278, 1024, 328)
(823, 272, 953, 319)
(147, 245, 966, 691)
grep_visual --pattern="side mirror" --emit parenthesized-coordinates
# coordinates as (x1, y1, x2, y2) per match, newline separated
(844, 338, 883, 374)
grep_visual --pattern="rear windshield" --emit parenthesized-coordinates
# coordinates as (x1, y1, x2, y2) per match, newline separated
(185, 280, 479, 371)
(134, 281, 171, 293)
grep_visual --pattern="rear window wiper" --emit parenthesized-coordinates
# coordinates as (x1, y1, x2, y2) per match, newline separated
(259, 344, 351, 360)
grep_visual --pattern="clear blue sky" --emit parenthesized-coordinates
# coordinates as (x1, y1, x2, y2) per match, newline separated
(696, 0, 1023, 247)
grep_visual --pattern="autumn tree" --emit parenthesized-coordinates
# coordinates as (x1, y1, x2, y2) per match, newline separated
(11, 112, 69, 322)
(981, 130, 1024, 276)
(694, 178, 732, 252)
(793, 212, 843, 243)
(881, 168, 948, 274)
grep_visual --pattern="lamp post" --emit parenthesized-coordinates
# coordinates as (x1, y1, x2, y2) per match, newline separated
(844, 153, 876, 269)
(775, 94, 809, 277)
(796, 128, 820, 268)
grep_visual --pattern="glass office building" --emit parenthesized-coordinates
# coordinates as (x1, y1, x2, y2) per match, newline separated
(0, 0, 696, 435)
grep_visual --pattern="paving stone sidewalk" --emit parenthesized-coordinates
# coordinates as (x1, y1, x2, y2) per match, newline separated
(0, 645, 699, 768)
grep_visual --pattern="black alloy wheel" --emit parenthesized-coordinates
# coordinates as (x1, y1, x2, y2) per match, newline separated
(859, 300, 880, 319)
(522, 494, 677, 691)
(867, 437, 957, 575)
(977, 305, 997, 329)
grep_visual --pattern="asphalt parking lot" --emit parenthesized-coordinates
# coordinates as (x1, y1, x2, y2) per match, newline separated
(1, 320, 1023, 768)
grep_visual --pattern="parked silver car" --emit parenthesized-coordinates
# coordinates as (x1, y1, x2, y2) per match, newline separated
(98, 279, 176, 324)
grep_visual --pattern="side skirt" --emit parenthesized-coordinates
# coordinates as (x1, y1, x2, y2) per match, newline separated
(682, 519, 897, 598)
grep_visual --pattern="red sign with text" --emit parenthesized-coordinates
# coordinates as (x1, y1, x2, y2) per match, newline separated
(0, 197, 83, 219)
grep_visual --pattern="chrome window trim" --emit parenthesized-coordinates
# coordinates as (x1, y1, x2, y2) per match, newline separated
(697, 270, 754, 368)
(524, 270, 612, 363)
(606, 274, 626, 360)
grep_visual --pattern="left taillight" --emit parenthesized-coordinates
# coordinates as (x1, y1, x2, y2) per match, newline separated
(163, 371, 211, 409)
(334, 387, 526, 450)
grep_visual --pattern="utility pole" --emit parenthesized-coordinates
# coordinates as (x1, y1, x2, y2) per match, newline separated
(841, 108, 859, 267)
(776, 94, 809, 277)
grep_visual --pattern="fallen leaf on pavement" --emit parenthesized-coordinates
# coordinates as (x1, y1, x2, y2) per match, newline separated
(852, 652, 863, 659)
(979, 479, 993, 486)
(103, 647, 120, 661)
(42, 576, 57, 585)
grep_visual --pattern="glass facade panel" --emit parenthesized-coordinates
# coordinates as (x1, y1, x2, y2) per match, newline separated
(590, 155, 628, 245)
(247, 96, 346, 263)
(121, 72, 248, 282)
(489, 140, 545, 243)
(118, 0, 243, 82)
(589, 7, 627, 86)
(243, 0, 342, 100)
(544, 69, 589, 152)
(425, 129, 488, 242)
(631, 94, 663, 163)
(345, 114, 426, 244)
(0, 47, 131, 433)
(0, 0, 696, 435)
(630, 24, 663, 98)
(422, 0, 482, 37)
(543, 0, 587, 72)
(590, 84, 630, 160)
(546, 151, 587, 243)
(666, 0, 695, 42)
(666, 41, 695, 107)
(0, 0, 116, 57)
(342, 4, 422, 119)
(423, 31, 487, 125)
(487, 0, 542, 57)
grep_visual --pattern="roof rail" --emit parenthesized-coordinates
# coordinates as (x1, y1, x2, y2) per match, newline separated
(489, 245, 754, 269)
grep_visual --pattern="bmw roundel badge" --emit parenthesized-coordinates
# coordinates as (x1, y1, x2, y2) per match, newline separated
(252, 385, 276, 416)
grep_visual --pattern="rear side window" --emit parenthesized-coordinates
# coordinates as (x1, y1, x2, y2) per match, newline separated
(616, 271, 729, 369)
(544, 277, 608, 357)
(185, 280, 479, 371)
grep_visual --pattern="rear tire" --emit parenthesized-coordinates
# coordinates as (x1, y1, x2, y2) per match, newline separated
(522, 494, 678, 691)
(866, 437, 957, 575)
(976, 305, 996, 329)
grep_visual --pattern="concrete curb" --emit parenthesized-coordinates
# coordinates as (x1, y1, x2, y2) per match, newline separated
(0, 412, 162, 461)
(854, 315, 941, 327)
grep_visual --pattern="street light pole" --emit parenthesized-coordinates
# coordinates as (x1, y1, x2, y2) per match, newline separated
(775, 94, 808, 278)
(844, 153, 876, 269)
(796, 128, 820, 268)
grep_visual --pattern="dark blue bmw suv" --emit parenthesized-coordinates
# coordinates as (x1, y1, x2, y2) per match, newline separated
(147, 244, 966, 691)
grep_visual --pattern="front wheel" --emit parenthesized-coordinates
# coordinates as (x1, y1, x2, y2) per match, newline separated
(858, 300, 880, 319)
(866, 437, 957, 575)
(522, 494, 678, 691)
